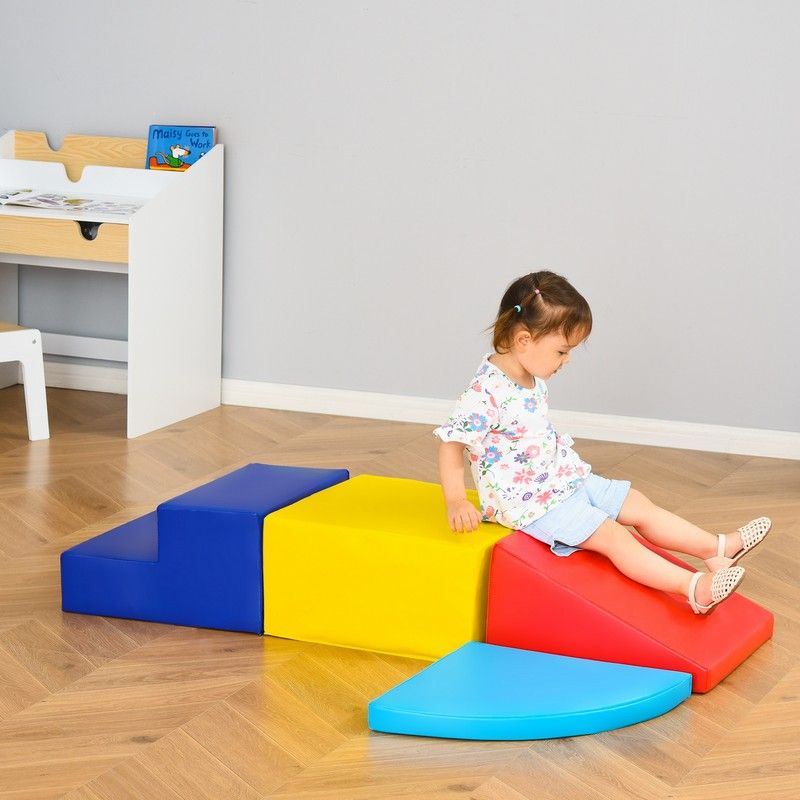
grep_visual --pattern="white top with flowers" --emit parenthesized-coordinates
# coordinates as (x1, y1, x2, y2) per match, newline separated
(433, 354, 592, 530)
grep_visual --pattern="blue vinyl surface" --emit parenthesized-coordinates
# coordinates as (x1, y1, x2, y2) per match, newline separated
(161, 463, 342, 516)
(61, 464, 349, 633)
(368, 642, 692, 740)
(66, 512, 159, 561)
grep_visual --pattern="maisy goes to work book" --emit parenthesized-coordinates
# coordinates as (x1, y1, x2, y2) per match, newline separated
(146, 125, 216, 171)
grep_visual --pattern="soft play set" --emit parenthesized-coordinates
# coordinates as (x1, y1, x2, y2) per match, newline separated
(61, 463, 773, 740)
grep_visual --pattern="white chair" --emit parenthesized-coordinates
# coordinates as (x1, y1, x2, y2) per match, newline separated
(0, 321, 50, 440)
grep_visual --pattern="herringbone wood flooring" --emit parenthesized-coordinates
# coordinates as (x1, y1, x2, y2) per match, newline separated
(0, 385, 797, 800)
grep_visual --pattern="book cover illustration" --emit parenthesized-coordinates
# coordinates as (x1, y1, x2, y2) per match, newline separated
(146, 125, 216, 171)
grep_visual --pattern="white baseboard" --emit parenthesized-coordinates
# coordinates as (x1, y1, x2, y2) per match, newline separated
(222, 378, 800, 461)
(222, 378, 451, 424)
(44, 361, 127, 394)
(13, 365, 797, 460)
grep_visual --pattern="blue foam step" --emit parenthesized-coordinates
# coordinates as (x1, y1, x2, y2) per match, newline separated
(61, 463, 349, 633)
(368, 641, 691, 740)
(60, 513, 161, 621)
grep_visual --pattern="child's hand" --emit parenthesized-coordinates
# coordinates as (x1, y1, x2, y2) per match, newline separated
(446, 498, 482, 533)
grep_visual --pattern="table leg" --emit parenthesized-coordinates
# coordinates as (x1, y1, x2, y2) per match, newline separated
(0, 262, 20, 388)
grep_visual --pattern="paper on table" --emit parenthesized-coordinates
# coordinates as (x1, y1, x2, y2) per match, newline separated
(1, 191, 146, 216)
(0, 187, 35, 204)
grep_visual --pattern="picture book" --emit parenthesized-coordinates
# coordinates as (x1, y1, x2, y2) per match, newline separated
(145, 125, 216, 171)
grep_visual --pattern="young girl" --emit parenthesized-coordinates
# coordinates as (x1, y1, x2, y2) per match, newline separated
(434, 271, 772, 614)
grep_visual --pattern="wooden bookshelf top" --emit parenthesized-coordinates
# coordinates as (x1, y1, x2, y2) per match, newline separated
(11, 131, 147, 181)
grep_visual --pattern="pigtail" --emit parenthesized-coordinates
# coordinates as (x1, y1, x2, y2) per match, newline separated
(490, 270, 592, 353)
(520, 285, 543, 312)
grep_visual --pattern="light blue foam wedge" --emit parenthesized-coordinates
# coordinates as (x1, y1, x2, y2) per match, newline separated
(368, 641, 691, 740)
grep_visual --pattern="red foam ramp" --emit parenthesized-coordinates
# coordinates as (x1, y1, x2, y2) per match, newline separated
(486, 531, 773, 693)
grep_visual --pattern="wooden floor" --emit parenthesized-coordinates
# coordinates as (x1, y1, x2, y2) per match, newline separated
(0, 385, 797, 800)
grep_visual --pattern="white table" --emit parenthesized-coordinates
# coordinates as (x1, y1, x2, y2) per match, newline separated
(0, 133, 224, 437)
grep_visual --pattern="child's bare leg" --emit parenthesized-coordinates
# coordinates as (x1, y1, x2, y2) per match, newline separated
(581, 519, 716, 604)
(617, 489, 742, 560)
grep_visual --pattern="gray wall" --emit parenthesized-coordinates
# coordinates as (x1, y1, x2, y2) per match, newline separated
(2, 1, 798, 432)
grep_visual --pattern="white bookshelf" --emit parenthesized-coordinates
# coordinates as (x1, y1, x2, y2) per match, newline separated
(0, 130, 224, 437)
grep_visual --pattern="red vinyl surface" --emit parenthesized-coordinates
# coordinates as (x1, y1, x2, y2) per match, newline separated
(485, 531, 774, 692)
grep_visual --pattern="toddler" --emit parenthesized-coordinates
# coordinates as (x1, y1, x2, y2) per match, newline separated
(434, 271, 771, 614)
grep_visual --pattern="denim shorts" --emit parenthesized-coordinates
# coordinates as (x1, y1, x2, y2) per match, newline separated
(521, 473, 632, 557)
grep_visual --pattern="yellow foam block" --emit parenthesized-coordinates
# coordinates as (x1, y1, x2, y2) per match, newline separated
(263, 475, 510, 660)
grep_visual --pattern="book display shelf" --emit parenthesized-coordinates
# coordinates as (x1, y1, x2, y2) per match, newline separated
(0, 130, 224, 437)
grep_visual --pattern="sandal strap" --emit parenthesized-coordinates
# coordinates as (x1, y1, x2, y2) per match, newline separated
(716, 533, 726, 558)
(688, 567, 744, 614)
(688, 571, 703, 614)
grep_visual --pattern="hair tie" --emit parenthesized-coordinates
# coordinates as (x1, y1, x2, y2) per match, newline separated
(533, 288, 541, 296)
(514, 304, 522, 313)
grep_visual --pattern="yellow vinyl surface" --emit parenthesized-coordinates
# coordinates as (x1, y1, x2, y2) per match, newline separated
(263, 475, 510, 660)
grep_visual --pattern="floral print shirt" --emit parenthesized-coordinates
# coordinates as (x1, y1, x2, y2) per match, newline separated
(433, 354, 591, 529)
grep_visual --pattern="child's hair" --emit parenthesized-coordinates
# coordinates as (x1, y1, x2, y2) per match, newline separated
(491, 270, 592, 353)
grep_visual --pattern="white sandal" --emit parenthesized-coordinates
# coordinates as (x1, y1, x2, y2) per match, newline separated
(705, 516, 772, 571)
(688, 566, 745, 615)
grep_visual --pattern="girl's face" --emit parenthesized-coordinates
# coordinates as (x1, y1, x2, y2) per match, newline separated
(513, 329, 582, 379)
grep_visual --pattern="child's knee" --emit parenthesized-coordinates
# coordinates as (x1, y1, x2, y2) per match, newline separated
(580, 519, 632, 554)
(618, 488, 655, 527)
